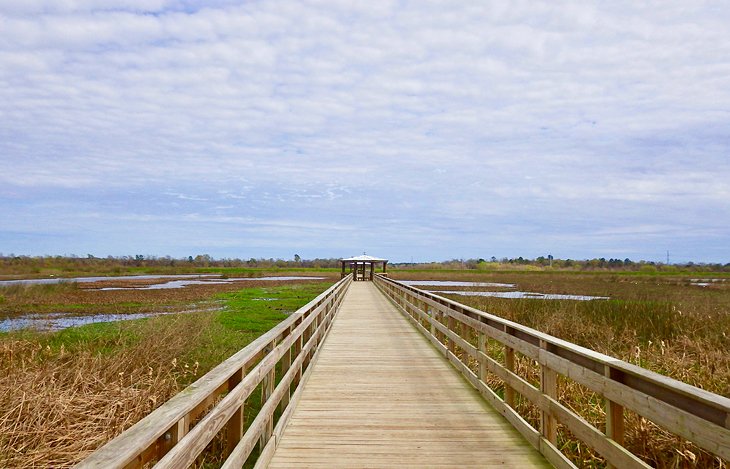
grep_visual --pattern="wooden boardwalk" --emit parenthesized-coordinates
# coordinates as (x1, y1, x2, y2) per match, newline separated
(268, 282, 550, 468)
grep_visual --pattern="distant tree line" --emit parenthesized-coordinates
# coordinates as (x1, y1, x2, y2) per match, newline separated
(395, 256, 730, 272)
(0, 253, 343, 275)
(1, 253, 728, 275)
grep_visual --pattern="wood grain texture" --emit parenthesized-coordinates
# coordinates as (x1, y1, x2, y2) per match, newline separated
(267, 282, 550, 468)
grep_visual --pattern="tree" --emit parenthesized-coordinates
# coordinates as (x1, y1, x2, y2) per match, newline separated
(294, 254, 301, 263)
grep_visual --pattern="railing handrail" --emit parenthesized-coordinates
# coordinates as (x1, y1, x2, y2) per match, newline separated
(78, 275, 352, 468)
(378, 275, 730, 413)
(375, 274, 730, 467)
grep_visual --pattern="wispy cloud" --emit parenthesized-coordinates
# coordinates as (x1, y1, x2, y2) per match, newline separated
(1, 1, 729, 262)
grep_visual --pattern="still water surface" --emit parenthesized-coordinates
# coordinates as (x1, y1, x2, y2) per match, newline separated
(399, 279, 608, 301)
(0, 307, 222, 332)
(0, 275, 326, 332)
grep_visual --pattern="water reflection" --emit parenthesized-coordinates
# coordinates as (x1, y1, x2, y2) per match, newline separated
(433, 290, 609, 301)
(689, 279, 727, 287)
(0, 307, 222, 332)
(0, 274, 215, 287)
(0, 275, 326, 290)
(400, 280, 516, 288)
(98, 277, 326, 290)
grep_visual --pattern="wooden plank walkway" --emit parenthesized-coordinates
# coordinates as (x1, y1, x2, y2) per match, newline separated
(267, 282, 551, 468)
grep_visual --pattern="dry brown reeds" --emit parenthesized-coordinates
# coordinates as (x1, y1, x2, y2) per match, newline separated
(0, 313, 210, 468)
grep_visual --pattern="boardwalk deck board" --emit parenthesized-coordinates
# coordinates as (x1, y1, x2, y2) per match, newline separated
(267, 282, 551, 468)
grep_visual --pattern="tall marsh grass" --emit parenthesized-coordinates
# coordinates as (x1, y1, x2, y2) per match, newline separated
(0, 314, 209, 467)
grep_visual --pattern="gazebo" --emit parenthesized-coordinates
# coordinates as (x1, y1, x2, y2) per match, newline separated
(340, 255, 388, 281)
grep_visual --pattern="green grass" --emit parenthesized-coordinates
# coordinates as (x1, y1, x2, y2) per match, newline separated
(217, 282, 331, 333)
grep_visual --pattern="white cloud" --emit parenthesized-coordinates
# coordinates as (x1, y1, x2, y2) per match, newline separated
(1, 0, 729, 261)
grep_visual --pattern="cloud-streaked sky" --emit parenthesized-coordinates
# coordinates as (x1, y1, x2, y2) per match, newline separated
(1, 1, 729, 263)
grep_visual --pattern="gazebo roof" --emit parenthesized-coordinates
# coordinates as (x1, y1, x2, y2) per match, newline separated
(340, 255, 388, 262)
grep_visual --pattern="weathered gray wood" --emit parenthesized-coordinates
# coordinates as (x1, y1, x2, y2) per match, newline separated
(225, 368, 244, 457)
(223, 295, 341, 469)
(279, 327, 293, 412)
(154, 292, 338, 468)
(387, 276, 730, 424)
(259, 342, 276, 451)
(374, 275, 730, 467)
(540, 340, 558, 445)
(78, 276, 351, 469)
(270, 282, 550, 468)
(223, 324, 320, 468)
(505, 345, 516, 407)
(541, 349, 730, 460)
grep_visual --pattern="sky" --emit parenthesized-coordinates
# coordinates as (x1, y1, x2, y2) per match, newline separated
(1, 1, 729, 264)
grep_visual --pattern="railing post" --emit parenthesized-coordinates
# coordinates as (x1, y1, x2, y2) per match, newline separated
(310, 306, 318, 346)
(157, 414, 189, 461)
(226, 367, 244, 456)
(421, 298, 427, 328)
(540, 340, 558, 445)
(447, 314, 456, 355)
(435, 310, 445, 344)
(426, 303, 438, 339)
(504, 345, 515, 408)
(605, 365, 625, 468)
(279, 327, 293, 412)
(259, 342, 276, 451)
(478, 331, 487, 382)
(294, 320, 304, 386)
(302, 318, 312, 372)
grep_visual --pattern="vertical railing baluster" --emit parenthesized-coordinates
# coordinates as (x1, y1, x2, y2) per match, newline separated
(478, 331, 487, 383)
(604, 365, 625, 468)
(225, 367, 244, 456)
(259, 341, 276, 450)
(447, 314, 456, 355)
(504, 345, 515, 408)
(539, 340, 558, 445)
(279, 327, 293, 413)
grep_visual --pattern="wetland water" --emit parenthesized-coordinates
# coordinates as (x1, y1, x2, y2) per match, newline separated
(0, 274, 324, 288)
(97, 276, 325, 290)
(0, 307, 223, 332)
(0, 274, 216, 287)
(434, 290, 609, 301)
(400, 280, 609, 301)
(0, 275, 326, 332)
(400, 280, 516, 288)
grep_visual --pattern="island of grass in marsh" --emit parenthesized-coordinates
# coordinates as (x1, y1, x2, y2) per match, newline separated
(0, 281, 332, 468)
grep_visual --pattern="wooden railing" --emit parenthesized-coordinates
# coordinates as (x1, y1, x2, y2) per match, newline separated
(78, 275, 352, 469)
(375, 274, 730, 469)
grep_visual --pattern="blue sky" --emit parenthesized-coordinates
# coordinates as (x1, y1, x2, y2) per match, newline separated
(1, 1, 729, 263)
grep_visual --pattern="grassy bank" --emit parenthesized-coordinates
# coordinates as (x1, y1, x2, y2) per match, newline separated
(0, 282, 331, 468)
